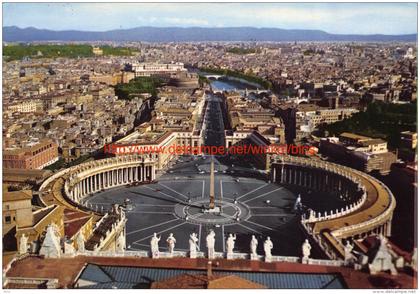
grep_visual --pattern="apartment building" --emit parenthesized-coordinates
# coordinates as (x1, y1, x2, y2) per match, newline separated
(320, 133, 397, 174)
(3, 139, 59, 169)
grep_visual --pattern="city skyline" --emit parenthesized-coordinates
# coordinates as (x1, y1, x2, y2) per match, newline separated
(3, 2, 418, 35)
(2, 2, 417, 290)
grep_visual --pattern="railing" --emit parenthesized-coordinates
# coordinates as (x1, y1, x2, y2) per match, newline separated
(76, 249, 344, 267)
(302, 192, 367, 224)
(81, 250, 149, 258)
(271, 256, 300, 263)
(331, 200, 395, 237)
(91, 214, 126, 252)
(4, 277, 59, 289)
(307, 259, 344, 267)
(3, 253, 45, 287)
(93, 213, 109, 230)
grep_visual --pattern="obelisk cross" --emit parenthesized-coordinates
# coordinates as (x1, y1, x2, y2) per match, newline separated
(209, 158, 215, 209)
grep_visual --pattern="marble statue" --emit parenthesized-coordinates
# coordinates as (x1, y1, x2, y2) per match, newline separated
(308, 209, 316, 222)
(117, 232, 126, 252)
(250, 235, 258, 260)
(166, 233, 176, 255)
(226, 234, 236, 254)
(64, 241, 76, 256)
(206, 230, 216, 259)
(264, 236, 273, 262)
(294, 194, 302, 211)
(76, 233, 85, 253)
(39, 224, 62, 258)
(189, 232, 199, 258)
(19, 234, 28, 255)
(250, 235, 258, 256)
(369, 235, 397, 275)
(302, 239, 312, 263)
(411, 248, 417, 271)
(226, 234, 236, 259)
(344, 240, 355, 265)
(150, 233, 161, 258)
(395, 256, 405, 269)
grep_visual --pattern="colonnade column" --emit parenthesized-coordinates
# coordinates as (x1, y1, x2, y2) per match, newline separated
(90, 176, 93, 194)
(84, 178, 87, 195)
(386, 219, 392, 236)
(134, 166, 138, 181)
(139, 166, 143, 181)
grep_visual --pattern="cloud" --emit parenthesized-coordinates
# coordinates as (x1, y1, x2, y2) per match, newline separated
(219, 3, 417, 34)
(139, 16, 209, 27)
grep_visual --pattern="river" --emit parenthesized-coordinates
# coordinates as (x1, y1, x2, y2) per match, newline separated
(206, 76, 261, 100)
(210, 77, 256, 91)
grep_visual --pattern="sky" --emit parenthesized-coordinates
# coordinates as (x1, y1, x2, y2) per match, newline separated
(3, 2, 418, 35)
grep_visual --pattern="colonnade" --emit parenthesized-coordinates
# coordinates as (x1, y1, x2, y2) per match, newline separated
(351, 218, 393, 239)
(269, 156, 396, 260)
(271, 163, 361, 202)
(70, 164, 155, 202)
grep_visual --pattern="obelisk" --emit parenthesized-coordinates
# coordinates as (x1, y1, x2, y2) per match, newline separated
(209, 158, 215, 209)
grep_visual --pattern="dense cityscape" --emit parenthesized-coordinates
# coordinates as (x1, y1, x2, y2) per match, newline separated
(2, 2, 418, 291)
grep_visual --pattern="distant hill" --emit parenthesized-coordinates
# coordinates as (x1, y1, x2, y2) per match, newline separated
(3, 26, 417, 42)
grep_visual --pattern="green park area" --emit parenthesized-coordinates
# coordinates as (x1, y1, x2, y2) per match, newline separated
(3, 44, 137, 61)
(319, 101, 417, 149)
(44, 154, 93, 172)
(114, 76, 164, 100)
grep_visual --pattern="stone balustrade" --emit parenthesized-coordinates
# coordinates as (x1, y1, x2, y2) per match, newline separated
(3, 277, 59, 289)
(302, 192, 367, 224)
(86, 211, 127, 252)
(331, 196, 395, 238)
(76, 249, 344, 267)
(94, 213, 109, 229)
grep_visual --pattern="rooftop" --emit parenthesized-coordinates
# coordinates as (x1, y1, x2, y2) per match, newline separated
(5, 255, 416, 289)
(3, 190, 33, 202)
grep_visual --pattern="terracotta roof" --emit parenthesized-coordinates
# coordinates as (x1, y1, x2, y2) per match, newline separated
(151, 273, 265, 289)
(3, 190, 33, 202)
(339, 132, 371, 141)
(208, 275, 266, 289)
(64, 210, 92, 239)
(5, 255, 417, 289)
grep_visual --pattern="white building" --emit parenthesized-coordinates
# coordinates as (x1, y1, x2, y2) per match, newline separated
(128, 62, 187, 77)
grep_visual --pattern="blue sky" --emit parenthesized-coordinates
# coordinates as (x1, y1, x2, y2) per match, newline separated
(3, 2, 418, 34)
